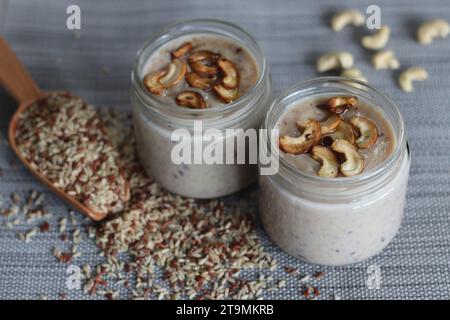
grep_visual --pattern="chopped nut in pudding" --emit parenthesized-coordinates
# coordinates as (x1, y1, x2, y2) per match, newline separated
(276, 96, 393, 178)
(141, 34, 258, 108)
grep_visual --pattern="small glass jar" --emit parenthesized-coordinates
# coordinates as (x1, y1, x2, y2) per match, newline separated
(131, 19, 272, 198)
(259, 77, 410, 266)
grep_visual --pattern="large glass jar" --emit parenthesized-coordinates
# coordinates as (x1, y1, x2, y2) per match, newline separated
(259, 78, 410, 266)
(131, 19, 272, 198)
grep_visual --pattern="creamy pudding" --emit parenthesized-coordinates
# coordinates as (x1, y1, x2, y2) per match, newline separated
(131, 20, 272, 198)
(259, 78, 410, 266)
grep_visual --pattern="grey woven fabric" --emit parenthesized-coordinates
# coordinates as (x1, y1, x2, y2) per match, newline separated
(0, 0, 449, 300)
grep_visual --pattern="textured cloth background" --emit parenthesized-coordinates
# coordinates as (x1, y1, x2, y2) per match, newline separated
(0, 0, 449, 300)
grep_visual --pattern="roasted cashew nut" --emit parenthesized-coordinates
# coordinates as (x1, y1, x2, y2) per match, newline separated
(316, 51, 354, 72)
(417, 19, 449, 45)
(188, 50, 220, 77)
(349, 116, 379, 149)
(326, 120, 356, 145)
(217, 58, 239, 89)
(320, 114, 342, 134)
(331, 139, 365, 176)
(279, 119, 322, 155)
(176, 91, 207, 109)
(317, 96, 358, 114)
(188, 50, 220, 63)
(398, 67, 428, 92)
(340, 68, 368, 82)
(171, 42, 193, 58)
(372, 50, 400, 70)
(361, 25, 390, 50)
(311, 146, 339, 178)
(159, 59, 187, 88)
(212, 84, 239, 103)
(190, 60, 219, 77)
(143, 70, 166, 95)
(331, 10, 365, 32)
(185, 72, 216, 91)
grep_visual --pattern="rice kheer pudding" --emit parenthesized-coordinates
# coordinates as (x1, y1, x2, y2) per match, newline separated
(259, 79, 410, 266)
(141, 34, 258, 108)
(131, 20, 272, 198)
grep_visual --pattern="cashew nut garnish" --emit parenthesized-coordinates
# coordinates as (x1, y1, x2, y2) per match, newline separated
(171, 42, 193, 58)
(217, 58, 239, 89)
(188, 50, 220, 77)
(331, 10, 365, 32)
(316, 51, 354, 72)
(417, 19, 449, 45)
(311, 146, 339, 178)
(143, 70, 167, 95)
(331, 139, 365, 176)
(176, 91, 207, 109)
(159, 59, 187, 88)
(185, 72, 216, 91)
(326, 120, 355, 145)
(188, 50, 220, 63)
(212, 84, 239, 103)
(340, 67, 368, 82)
(349, 116, 379, 149)
(372, 50, 400, 70)
(320, 114, 342, 134)
(361, 25, 390, 50)
(190, 60, 219, 77)
(279, 119, 322, 155)
(317, 96, 358, 114)
(398, 67, 428, 92)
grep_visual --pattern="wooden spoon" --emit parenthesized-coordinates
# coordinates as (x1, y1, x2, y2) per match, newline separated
(0, 37, 120, 221)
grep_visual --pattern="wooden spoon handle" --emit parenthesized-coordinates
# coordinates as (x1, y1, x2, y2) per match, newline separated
(0, 37, 42, 104)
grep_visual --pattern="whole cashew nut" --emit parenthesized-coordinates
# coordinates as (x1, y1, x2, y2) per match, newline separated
(311, 146, 339, 178)
(340, 67, 368, 82)
(331, 10, 365, 32)
(326, 120, 356, 145)
(361, 25, 391, 50)
(417, 19, 449, 45)
(320, 114, 342, 134)
(349, 116, 379, 149)
(372, 50, 400, 70)
(279, 119, 322, 155)
(398, 67, 428, 92)
(316, 51, 354, 72)
(159, 59, 187, 88)
(331, 139, 365, 177)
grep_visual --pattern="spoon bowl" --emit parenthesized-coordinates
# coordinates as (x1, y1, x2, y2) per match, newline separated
(0, 37, 122, 221)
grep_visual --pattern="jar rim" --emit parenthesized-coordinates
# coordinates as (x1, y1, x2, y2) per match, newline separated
(131, 19, 268, 120)
(263, 77, 407, 188)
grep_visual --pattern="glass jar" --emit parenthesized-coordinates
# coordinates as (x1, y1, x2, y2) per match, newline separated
(259, 77, 410, 266)
(131, 19, 272, 198)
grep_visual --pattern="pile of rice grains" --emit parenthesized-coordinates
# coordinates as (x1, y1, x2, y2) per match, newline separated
(0, 93, 326, 300)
